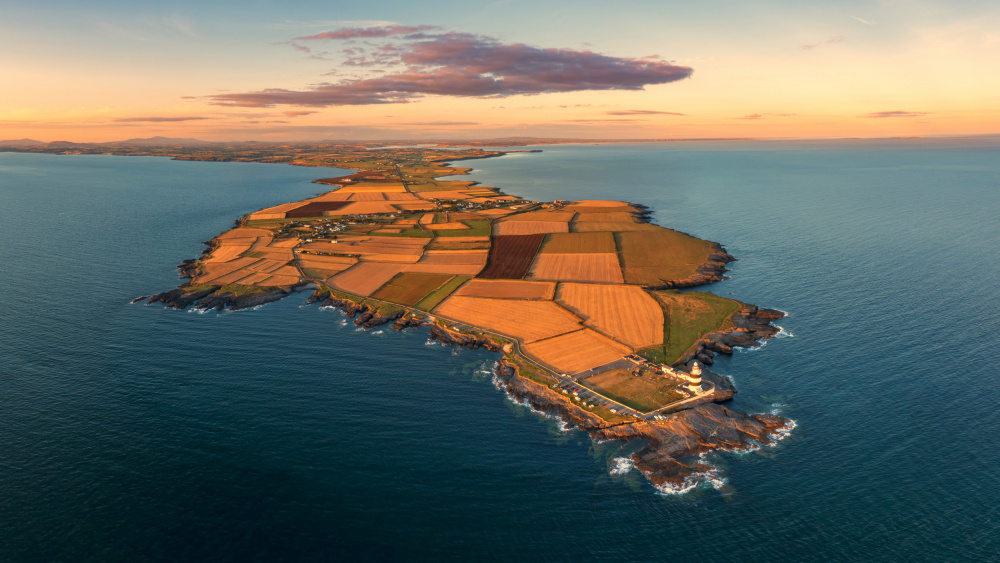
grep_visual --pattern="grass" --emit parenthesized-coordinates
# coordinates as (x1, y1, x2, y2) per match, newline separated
(321, 285, 365, 304)
(300, 267, 344, 280)
(579, 368, 685, 413)
(372, 273, 454, 306)
(414, 275, 470, 311)
(639, 290, 743, 365)
(434, 219, 492, 237)
(216, 284, 265, 296)
(505, 353, 558, 386)
(360, 299, 407, 317)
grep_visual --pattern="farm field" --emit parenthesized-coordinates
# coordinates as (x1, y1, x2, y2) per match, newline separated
(454, 279, 556, 300)
(539, 232, 616, 254)
(413, 275, 471, 311)
(529, 253, 624, 283)
(572, 212, 636, 223)
(556, 283, 663, 349)
(286, 201, 351, 218)
(328, 262, 407, 296)
(579, 369, 686, 413)
(433, 295, 582, 343)
(572, 221, 657, 233)
(494, 221, 569, 236)
(477, 234, 546, 279)
(372, 272, 453, 306)
(642, 290, 744, 364)
(617, 229, 718, 284)
(523, 329, 631, 374)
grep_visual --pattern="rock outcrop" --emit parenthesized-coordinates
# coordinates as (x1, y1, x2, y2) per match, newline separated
(493, 357, 789, 490)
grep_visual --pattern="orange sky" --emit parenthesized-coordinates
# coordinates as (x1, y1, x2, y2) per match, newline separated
(2, 1, 998, 142)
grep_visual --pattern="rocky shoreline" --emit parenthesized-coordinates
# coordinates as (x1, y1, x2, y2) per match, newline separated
(301, 286, 789, 490)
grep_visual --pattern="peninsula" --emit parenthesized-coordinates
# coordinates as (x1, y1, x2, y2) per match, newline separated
(56, 140, 790, 492)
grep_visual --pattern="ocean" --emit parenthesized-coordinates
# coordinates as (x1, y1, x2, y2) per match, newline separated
(1, 140, 998, 561)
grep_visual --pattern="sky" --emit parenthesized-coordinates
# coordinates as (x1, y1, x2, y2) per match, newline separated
(2, 0, 998, 142)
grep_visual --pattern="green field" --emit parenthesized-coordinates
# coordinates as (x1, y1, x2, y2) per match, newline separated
(639, 290, 743, 365)
(414, 275, 471, 311)
(580, 368, 685, 412)
(434, 220, 492, 237)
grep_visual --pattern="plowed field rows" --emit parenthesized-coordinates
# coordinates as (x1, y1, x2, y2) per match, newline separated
(523, 329, 631, 374)
(372, 273, 453, 306)
(556, 283, 663, 349)
(433, 296, 582, 343)
(328, 262, 407, 296)
(402, 263, 484, 276)
(477, 234, 546, 279)
(349, 192, 386, 201)
(383, 192, 419, 201)
(529, 253, 624, 283)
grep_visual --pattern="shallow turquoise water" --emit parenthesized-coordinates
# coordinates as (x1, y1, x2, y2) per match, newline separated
(1, 142, 998, 561)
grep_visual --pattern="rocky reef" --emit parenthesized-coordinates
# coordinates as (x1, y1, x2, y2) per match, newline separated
(307, 287, 789, 490)
(494, 358, 788, 490)
(682, 305, 786, 368)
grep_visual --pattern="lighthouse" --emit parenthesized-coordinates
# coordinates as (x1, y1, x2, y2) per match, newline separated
(687, 362, 703, 393)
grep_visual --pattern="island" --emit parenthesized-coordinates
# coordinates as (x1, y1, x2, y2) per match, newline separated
(78, 141, 791, 493)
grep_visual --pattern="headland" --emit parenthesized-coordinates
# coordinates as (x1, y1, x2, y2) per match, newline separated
(51, 141, 790, 492)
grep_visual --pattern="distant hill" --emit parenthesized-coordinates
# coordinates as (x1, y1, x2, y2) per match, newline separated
(110, 136, 214, 146)
(0, 138, 45, 146)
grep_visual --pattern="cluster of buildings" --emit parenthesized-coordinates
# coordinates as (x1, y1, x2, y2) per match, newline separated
(625, 355, 705, 395)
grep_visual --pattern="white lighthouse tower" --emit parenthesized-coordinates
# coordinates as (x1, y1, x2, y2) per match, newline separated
(686, 362, 703, 393)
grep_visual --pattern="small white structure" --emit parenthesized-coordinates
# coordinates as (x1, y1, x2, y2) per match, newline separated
(680, 362, 703, 393)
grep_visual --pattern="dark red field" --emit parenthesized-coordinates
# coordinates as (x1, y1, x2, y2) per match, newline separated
(285, 201, 352, 218)
(476, 234, 546, 279)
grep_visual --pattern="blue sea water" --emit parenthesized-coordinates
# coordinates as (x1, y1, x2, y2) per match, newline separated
(1, 141, 998, 561)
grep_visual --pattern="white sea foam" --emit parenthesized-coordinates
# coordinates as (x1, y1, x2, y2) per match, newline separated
(371, 330, 384, 335)
(771, 418, 797, 441)
(425, 339, 438, 346)
(774, 325, 795, 338)
(492, 369, 573, 432)
(650, 464, 727, 496)
(610, 456, 635, 477)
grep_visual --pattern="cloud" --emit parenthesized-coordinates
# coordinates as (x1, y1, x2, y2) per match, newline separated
(212, 29, 693, 108)
(861, 111, 928, 118)
(735, 113, 796, 120)
(801, 36, 845, 51)
(113, 116, 212, 122)
(295, 24, 439, 41)
(605, 110, 684, 116)
(850, 15, 875, 25)
(283, 110, 318, 117)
